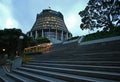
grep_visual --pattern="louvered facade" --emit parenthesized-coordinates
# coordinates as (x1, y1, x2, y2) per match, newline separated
(27, 9, 72, 43)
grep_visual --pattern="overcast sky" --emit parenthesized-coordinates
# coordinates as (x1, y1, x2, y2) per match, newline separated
(0, 0, 91, 36)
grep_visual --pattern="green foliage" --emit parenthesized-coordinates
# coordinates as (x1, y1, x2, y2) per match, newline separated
(0, 28, 21, 56)
(22, 57, 33, 64)
(79, 0, 120, 30)
(25, 37, 37, 46)
(0, 56, 4, 65)
(83, 27, 120, 42)
(8, 55, 16, 61)
(0, 28, 31, 58)
(0, 60, 4, 66)
(36, 37, 50, 44)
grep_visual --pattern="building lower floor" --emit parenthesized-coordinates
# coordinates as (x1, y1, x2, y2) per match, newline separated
(27, 29, 72, 43)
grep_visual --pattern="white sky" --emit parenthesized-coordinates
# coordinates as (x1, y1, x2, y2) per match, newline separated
(0, 0, 91, 36)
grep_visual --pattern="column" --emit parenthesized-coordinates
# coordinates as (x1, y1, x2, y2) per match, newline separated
(30, 32, 33, 37)
(27, 33, 29, 37)
(49, 28, 50, 38)
(66, 32, 68, 40)
(35, 30, 38, 39)
(61, 30, 63, 41)
(56, 29, 57, 39)
(70, 33, 72, 38)
(42, 29, 44, 37)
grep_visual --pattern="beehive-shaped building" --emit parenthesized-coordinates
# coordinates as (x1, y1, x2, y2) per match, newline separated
(27, 9, 72, 43)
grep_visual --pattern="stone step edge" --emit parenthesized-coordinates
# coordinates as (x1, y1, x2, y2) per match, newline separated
(0, 75, 9, 82)
(23, 64, 120, 73)
(21, 65, 120, 76)
(13, 69, 66, 82)
(29, 60, 120, 63)
(24, 63, 120, 69)
(18, 67, 118, 81)
(6, 73, 27, 82)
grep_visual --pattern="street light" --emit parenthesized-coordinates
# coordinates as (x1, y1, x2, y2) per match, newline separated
(2, 49, 6, 55)
(3, 49, 5, 52)
(18, 35, 24, 56)
(19, 36, 24, 40)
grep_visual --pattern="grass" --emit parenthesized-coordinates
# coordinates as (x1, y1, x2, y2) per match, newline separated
(22, 57, 34, 64)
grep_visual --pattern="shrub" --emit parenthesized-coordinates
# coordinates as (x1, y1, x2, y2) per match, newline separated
(20, 53, 34, 64)
(22, 57, 33, 64)
(36, 37, 50, 44)
(83, 27, 120, 42)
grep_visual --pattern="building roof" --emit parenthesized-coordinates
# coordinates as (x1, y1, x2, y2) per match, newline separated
(31, 9, 69, 32)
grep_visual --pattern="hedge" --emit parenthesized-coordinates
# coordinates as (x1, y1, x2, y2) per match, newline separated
(83, 27, 120, 42)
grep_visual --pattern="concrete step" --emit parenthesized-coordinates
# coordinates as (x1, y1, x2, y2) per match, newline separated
(0, 75, 15, 82)
(31, 57, 120, 61)
(6, 72, 36, 82)
(31, 52, 120, 61)
(28, 61, 120, 66)
(23, 64, 120, 73)
(18, 67, 118, 82)
(12, 69, 66, 82)
(22, 65, 120, 81)
(1, 39, 120, 81)
(0, 66, 15, 82)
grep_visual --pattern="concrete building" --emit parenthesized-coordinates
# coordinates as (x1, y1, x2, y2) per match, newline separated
(27, 9, 72, 44)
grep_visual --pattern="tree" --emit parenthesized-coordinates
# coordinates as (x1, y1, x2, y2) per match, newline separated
(79, 0, 120, 31)
(0, 28, 30, 57)
(0, 29, 23, 56)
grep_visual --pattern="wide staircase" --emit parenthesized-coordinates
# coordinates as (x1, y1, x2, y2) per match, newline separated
(1, 39, 120, 82)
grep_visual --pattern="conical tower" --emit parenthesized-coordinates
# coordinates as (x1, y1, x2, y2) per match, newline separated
(27, 9, 72, 43)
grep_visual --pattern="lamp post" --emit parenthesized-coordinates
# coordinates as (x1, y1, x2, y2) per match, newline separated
(18, 35, 24, 56)
(2, 48, 6, 56)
